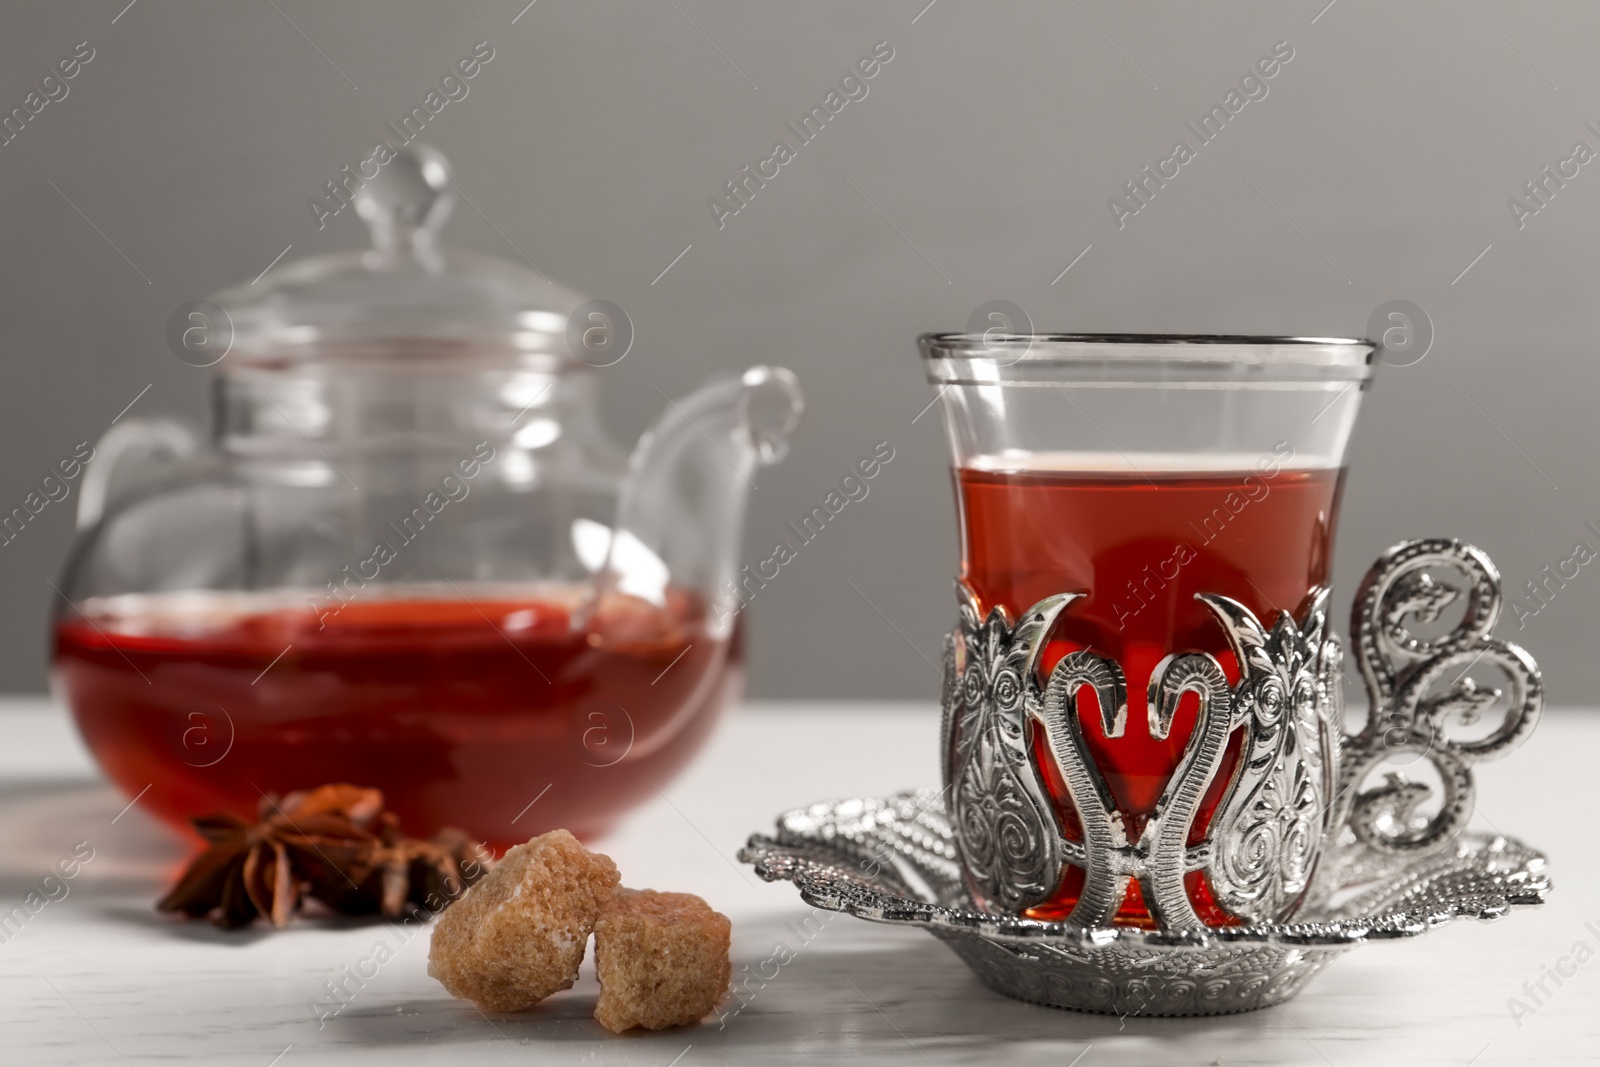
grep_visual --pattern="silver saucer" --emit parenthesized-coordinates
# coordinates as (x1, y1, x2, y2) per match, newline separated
(739, 789, 1549, 1017)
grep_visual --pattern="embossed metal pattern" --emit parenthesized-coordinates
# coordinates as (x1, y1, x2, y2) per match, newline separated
(741, 540, 1548, 1016)
(943, 585, 1081, 914)
(739, 788, 1549, 1015)
(1335, 538, 1542, 858)
(1197, 590, 1341, 925)
(936, 933, 1341, 1017)
(944, 580, 1344, 928)
(1038, 644, 1234, 930)
(941, 539, 1541, 931)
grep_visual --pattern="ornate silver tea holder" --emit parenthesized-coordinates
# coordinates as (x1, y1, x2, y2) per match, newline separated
(740, 539, 1550, 1016)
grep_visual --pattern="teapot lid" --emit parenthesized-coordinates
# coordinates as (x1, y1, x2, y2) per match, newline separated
(212, 144, 587, 366)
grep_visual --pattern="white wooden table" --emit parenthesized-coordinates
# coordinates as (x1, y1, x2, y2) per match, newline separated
(0, 697, 1594, 1066)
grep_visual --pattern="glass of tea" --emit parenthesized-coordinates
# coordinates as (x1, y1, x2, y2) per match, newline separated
(921, 332, 1375, 926)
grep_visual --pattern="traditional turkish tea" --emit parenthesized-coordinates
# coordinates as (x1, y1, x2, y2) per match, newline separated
(955, 455, 1344, 924)
(54, 585, 734, 851)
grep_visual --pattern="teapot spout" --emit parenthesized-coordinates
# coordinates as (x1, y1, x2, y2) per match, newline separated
(600, 367, 803, 634)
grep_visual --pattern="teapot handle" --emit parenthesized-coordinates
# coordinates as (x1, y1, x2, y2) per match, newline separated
(77, 419, 202, 531)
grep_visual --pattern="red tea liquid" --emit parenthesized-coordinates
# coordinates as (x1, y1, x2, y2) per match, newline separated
(956, 459, 1343, 924)
(53, 587, 733, 851)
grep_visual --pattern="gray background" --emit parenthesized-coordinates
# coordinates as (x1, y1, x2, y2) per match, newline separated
(2, 0, 1596, 702)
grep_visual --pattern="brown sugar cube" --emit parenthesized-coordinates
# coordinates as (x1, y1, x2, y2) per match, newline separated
(428, 829, 620, 1012)
(593, 888, 732, 1033)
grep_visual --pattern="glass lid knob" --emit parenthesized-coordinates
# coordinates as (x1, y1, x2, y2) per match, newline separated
(353, 144, 455, 264)
(210, 141, 586, 361)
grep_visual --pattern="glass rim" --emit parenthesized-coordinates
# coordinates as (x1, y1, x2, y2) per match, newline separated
(919, 332, 1376, 385)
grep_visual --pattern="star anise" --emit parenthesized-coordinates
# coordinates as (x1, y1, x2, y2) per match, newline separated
(157, 784, 494, 930)
(314, 812, 494, 919)
(158, 785, 382, 929)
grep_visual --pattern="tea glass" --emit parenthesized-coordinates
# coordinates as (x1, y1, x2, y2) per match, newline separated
(922, 333, 1375, 928)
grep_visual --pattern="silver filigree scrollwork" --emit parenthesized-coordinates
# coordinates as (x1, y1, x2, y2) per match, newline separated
(1333, 538, 1542, 858)
(1037, 646, 1235, 930)
(943, 584, 1079, 913)
(941, 538, 1539, 933)
(752, 541, 1545, 1015)
(1198, 591, 1342, 924)
(740, 789, 1550, 1017)
(1034, 649, 1133, 925)
(943, 585, 1343, 928)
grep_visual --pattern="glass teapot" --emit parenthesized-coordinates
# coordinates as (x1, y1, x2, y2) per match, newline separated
(52, 145, 803, 849)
